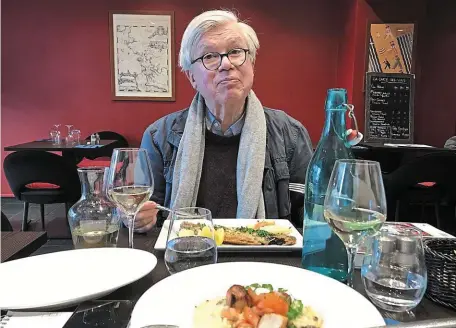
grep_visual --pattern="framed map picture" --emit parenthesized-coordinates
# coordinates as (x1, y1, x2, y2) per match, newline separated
(109, 11, 175, 101)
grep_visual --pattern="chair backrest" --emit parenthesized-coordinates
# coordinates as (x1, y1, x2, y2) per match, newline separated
(1, 211, 13, 231)
(83, 131, 129, 160)
(4, 151, 81, 202)
(85, 131, 129, 147)
(383, 152, 456, 218)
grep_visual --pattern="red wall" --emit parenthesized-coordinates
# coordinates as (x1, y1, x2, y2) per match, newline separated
(1, 0, 350, 196)
(2, 0, 456, 196)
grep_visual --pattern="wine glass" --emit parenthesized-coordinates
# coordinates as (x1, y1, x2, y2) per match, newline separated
(164, 207, 217, 274)
(362, 225, 427, 312)
(324, 159, 387, 287)
(65, 124, 74, 136)
(106, 148, 154, 248)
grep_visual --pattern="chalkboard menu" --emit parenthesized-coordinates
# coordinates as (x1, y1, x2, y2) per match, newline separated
(364, 72, 414, 143)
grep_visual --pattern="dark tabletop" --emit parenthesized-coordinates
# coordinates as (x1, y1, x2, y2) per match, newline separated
(1, 231, 47, 262)
(4, 139, 117, 152)
(29, 228, 456, 325)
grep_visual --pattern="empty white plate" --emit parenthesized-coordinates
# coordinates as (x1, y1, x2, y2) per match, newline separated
(0, 248, 157, 310)
(130, 262, 385, 328)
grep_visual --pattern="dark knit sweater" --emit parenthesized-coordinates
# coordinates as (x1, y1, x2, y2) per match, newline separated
(196, 130, 240, 218)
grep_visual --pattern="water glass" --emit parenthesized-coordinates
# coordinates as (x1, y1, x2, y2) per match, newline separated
(362, 225, 427, 312)
(71, 129, 81, 144)
(49, 129, 61, 145)
(164, 207, 217, 275)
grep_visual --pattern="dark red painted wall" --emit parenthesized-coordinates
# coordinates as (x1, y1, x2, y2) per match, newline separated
(1, 0, 350, 195)
(2, 0, 455, 196)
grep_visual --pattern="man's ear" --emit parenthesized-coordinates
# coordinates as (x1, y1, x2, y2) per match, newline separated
(185, 70, 197, 90)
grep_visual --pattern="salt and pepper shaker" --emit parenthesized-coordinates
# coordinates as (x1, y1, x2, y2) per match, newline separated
(394, 235, 418, 268)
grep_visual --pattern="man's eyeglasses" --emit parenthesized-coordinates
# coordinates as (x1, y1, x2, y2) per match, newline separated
(191, 48, 249, 71)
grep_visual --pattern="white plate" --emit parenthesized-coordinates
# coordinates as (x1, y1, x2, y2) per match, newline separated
(154, 219, 303, 252)
(0, 248, 157, 310)
(130, 262, 385, 328)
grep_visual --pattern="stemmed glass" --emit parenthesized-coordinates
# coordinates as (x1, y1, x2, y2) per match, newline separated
(164, 207, 217, 274)
(106, 148, 154, 248)
(324, 159, 387, 287)
(65, 125, 74, 136)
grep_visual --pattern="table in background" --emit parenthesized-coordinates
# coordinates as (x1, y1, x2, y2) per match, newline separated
(4, 140, 118, 163)
(1, 231, 47, 262)
(30, 228, 456, 324)
(353, 143, 455, 173)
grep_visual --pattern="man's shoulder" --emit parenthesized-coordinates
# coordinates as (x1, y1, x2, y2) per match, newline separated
(263, 107, 306, 132)
(144, 108, 189, 135)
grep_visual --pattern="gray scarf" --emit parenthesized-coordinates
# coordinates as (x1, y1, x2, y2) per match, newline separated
(170, 90, 266, 219)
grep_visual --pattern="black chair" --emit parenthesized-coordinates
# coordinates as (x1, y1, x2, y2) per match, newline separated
(83, 131, 129, 160)
(383, 152, 456, 228)
(1, 211, 13, 231)
(4, 151, 81, 231)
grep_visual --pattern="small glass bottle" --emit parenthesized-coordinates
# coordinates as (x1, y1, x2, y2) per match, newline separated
(302, 88, 354, 281)
(68, 167, 121, 249)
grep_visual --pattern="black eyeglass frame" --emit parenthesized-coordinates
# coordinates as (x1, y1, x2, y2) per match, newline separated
(190, 48, 250, 70)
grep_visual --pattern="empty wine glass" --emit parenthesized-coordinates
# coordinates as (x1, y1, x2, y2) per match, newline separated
(324, 159, 387, 288)
(362, 225, 427, 312)
(164, 207, 217, 274)
(106, 148, 154, 248)
(66, 124, 74, 136)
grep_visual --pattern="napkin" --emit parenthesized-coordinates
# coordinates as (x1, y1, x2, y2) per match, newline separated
(73, 144, 103, 148)
(0, 311, 72, 328)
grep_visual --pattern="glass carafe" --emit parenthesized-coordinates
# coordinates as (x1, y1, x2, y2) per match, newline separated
(68, 167, 121, 249)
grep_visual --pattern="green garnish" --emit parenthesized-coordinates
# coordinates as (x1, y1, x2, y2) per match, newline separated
(287, 299, 304, 320)
(247, 283, 261, 290)
(278, 287, 288, 293)
(246, 283, 274, 292)
(238, 226, 271, 237)
(288, 324, 297, 328)
(261, 284, 274, 292)
(256, 230, 270, 237)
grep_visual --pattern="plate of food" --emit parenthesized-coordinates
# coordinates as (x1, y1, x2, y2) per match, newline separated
(129, 262, 385, 328)
(154, 219, 303, 252)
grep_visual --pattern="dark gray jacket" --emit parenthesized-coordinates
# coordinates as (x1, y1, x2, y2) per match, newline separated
(140, 107, 313, 226)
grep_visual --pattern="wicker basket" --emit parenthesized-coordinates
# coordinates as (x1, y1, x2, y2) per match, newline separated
(424, 238, 456, 310)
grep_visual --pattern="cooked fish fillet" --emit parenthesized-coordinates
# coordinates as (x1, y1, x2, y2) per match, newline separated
(180, 222, 296, 246)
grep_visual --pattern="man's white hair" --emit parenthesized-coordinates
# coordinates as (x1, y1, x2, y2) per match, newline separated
(179, 10, 260, 71)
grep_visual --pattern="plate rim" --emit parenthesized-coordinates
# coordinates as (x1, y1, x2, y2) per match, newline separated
(154, 218, 303, 251)
(131, 261, 385, 328)
(0, 247, 158, 310)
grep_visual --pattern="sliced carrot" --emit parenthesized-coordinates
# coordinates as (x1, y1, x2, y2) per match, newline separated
(247, 288, 261, 305)
(256, 293, 289, 316)
(253, 221, 275, 229)
(243, 307, 260, 327)
(251, 306, 263, 316)
(235, 321, 254, 328)
(221, 307, 239, 321)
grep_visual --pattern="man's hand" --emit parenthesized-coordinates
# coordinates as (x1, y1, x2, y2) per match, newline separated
(133, 201, 159, 232)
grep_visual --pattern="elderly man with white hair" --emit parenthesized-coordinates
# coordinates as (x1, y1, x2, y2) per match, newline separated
(133, 9, 313, 231)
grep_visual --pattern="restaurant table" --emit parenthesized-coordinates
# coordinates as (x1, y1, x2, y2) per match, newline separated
(28, 228, 456, 326)
(353, 143, 455, 173)
(1, 231, 47, 262)
(4, 139, 118, 164)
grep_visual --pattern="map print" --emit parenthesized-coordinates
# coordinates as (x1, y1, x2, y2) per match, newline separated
(111, 13, 173, 99)
(116, 25, 169, 93)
